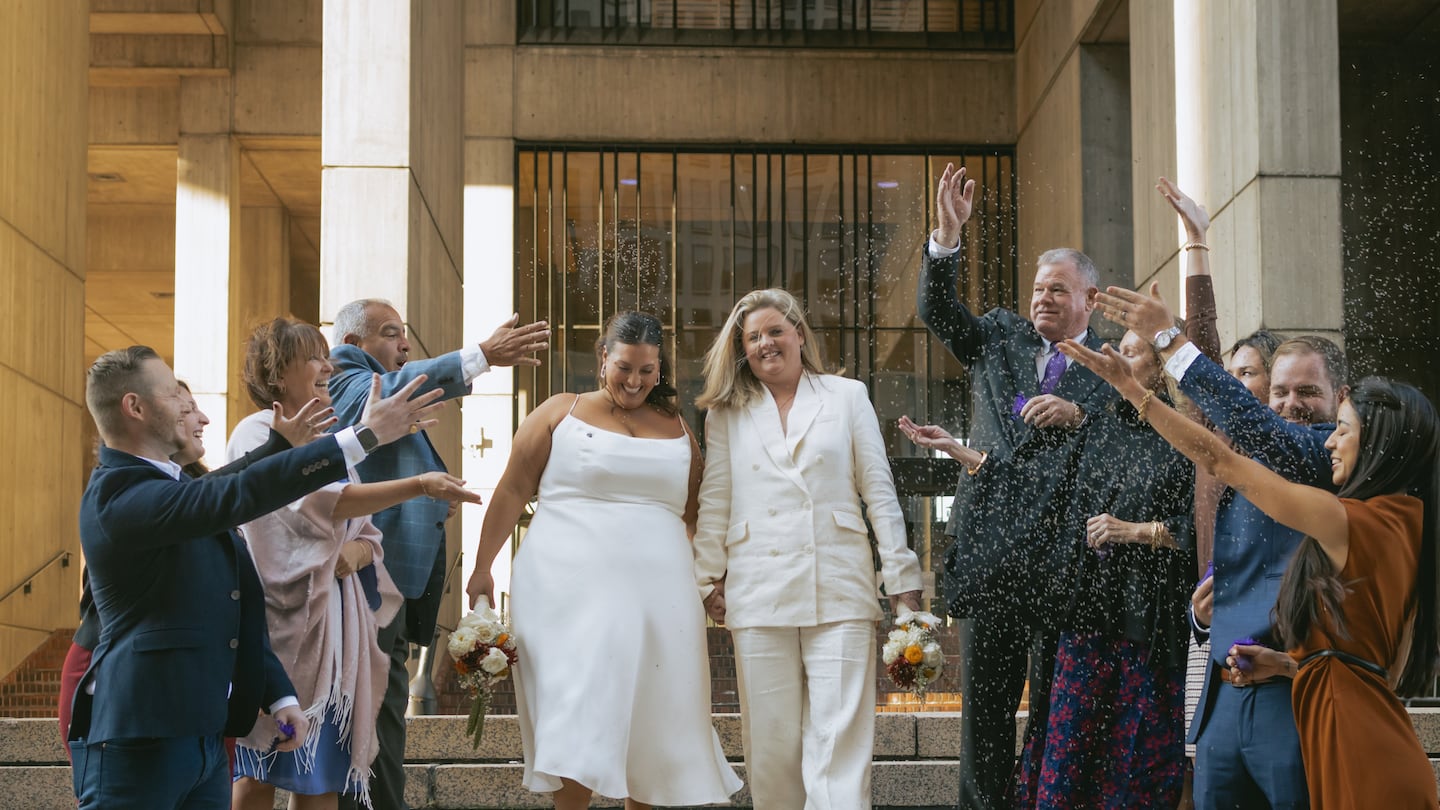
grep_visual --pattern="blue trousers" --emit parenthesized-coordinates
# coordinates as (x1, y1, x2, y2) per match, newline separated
(1193, 676, 1309, 809)
(71, 733, 230, 809)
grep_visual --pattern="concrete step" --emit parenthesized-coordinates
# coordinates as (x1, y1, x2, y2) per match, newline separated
(5, 710, 1440, 808)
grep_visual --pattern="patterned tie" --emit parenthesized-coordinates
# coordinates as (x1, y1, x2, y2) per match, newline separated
(1039, 348, 1067, 395)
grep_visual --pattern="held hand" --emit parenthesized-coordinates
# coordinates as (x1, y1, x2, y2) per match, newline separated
(1226, 644, 1295, 686)
(479, 314, 550, 368)
(934, 163, 976, 249)
(1156, 176, 1210, 240)
(1086, 513, 1144, 548)
(1018, 394, 1084, 429)
(888, 589, 922, 615)
(1057, 341, 1149, 401)
(272, 398, 336, 447)
(334, 540, 373, 579)
(418, 472, 483, 506)
(466, 568, 495, 610)
(358, 373, 447, 445)
(703, 577, 727, 624)
(1191, 576, 1214, 627)
(1095, 283, 1175, 340)
(272, 704, 310, 754)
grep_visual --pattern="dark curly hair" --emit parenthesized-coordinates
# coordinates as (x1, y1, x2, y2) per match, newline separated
(595, 311, 678, 415)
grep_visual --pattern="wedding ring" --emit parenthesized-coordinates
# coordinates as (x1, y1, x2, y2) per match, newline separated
(409, 423, 420, 434)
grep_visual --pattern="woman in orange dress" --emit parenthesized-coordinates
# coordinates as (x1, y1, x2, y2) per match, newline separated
(1060, 337, 1439, 810)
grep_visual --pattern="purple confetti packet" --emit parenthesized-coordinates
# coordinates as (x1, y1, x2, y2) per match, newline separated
(1012, 394, 1028, 418)
(1231, 637, 1259, 673)
(277, 720, 295, 738)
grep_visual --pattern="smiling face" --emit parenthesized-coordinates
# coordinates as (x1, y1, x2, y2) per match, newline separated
(1269, 351, 1339, 425)
(1029, 261, 1095, 343)
(171, 388, 211, 466)
(1118, 331, 1163, 391)
(356, 304, 410, 372)
(1324, 399, 1361, 487)
(136, 358, 192, 458)
(601, 342, 660, 409)
(277, 343, 335, 416)
(1227, 345, 1271, 402)
(742, 306, 805, 389)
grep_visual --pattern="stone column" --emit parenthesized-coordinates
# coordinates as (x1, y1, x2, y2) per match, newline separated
(228, 206, 292, 423)
(1131, 0, 1343, 343)
(321, 0, 465, 632)
(173, 77, 241, 460)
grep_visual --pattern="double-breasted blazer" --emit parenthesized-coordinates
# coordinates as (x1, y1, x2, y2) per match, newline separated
(72, 439, 349, 744)
(694, 373, 923, 630)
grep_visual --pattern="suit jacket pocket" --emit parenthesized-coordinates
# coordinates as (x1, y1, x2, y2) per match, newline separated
(725, 520, 749, 548)
(832, 509, 868, 536)
(133, 626, 206, 652)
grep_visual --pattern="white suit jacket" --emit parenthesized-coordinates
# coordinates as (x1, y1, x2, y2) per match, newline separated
(694, 373, 923, 629)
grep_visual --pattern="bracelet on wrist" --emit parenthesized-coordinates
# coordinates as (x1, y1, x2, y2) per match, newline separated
(1136, 390, 1156, 423)
(1182, 241, 1210, 252)
(965, 451, 988, 476)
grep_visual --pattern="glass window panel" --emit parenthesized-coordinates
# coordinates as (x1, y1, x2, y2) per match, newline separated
(565, 152, 603, 326)
(675, 153, 730, 330)
(867, 155, 927, 328)
(803, 154, 842, 328)
(635, 152, 675, 318)
(732, 153, 757, 297)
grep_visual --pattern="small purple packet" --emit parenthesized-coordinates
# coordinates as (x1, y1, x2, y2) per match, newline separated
(1200, 560, 1213, 585)
(277, 720, 296, 739)
(1012, 394, 1029, 418)
(1231, 637, 1259, 673)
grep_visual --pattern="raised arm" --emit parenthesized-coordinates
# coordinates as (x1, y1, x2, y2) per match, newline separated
(464, 393, 568, 609)
(1058, 340, 1349, 568)
(333, 472, 480, 520)
(918, 164, 988, 364)
(1157, 177, 1222, 363)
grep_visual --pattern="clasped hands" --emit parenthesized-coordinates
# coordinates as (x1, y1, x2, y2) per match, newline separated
(699, 578, 919, 625)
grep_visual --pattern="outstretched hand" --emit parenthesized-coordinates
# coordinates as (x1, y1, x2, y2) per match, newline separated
(418, 471, 483, 506)
(359, 373, 448, 445)
(1156, 176, 1209, 240)
(1094, 283, 1175, 340)
(1057, 340, 1147, 401)
(897, 415, 958, 453)
(934, 163, 976, 249)
(271, 398, 336, 447)
(480, 314, 549, 368)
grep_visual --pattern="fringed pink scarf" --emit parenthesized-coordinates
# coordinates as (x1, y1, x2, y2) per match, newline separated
(226, 411, 402, 807)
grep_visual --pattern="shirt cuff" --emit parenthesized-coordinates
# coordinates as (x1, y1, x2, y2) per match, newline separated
(928, 231, 961, 258)
(460, 345, 491, 383)
(1164, 340, 1203, 382)
(269, 696, 300, 715)
(1189, 605, 1211, 636)
(335, 426, 368, 467)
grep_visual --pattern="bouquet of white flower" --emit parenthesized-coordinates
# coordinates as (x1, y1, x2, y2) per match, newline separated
(881, 607, 945, 701)
(447, 605, 518, 749)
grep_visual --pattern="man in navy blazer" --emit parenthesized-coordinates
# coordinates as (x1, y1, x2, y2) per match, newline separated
(327, 299, 547, 810)
(919, 164, 1120, 809)
(1108, 287, 1348, 809)
(71, 345, 441, 809)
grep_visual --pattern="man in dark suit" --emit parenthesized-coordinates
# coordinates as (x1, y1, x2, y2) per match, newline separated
(328, 300, 547, 810)
(70, 345, 440, 809)
(1103, 287, 1347, 809)
(918, 164, 1119, 809)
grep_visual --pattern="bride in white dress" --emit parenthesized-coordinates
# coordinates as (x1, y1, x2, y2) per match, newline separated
(467, 311, 742, 809)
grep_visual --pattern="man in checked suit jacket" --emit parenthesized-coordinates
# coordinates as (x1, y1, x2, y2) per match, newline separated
(918, 165, 1119, 809)
(71, 346, 436, 809)
(328, 299, 547, 810)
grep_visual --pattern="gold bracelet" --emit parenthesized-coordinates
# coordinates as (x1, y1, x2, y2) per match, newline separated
(1136, 390, 1156, 423)
(966, 451, 988, 476)
(1149, 521, 1162, 549)
(1182, 241, 1210, 252)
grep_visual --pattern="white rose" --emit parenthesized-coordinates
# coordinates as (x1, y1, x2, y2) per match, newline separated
(922, 642, 943, 667)
(887, 628, 908, 644)
(480, 646, 510, 675)
(474, 622, 501, 644)
(882, 641, 903, 663)
(447, 626, 478, 658)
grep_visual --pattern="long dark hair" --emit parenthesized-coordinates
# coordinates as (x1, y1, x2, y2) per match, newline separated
(595, 311, 678, 415)
(1274, 378, 1440, 695)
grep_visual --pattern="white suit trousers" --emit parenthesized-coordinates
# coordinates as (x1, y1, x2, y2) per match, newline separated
(732, 620, 877, 810)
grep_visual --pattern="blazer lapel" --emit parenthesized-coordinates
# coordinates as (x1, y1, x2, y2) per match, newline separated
(783, 374, 823, 456)
(1053, 328, 1108, 404)
(746, 387, 809, 494)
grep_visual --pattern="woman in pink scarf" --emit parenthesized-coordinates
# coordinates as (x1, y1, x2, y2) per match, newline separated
(229, 318, 479, 810)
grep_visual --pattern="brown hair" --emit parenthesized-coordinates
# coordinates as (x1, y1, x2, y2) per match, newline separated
(1271, 335, 1348, 395)
(242, 317, 330, 409)
(86, 345, 162, 437)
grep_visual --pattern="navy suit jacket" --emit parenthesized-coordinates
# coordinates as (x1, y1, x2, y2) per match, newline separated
(73, 438, 350, 743)
(918, 249, 1119, 619)
(1179, 353, 1334, 744)
(327, 343, 472, 642)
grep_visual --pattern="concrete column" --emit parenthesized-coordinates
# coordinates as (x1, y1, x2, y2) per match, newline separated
(321, 0, 466, 629)
(1131, 0, 1343, 343)
(0, 0, 88, 675)
(174, 76, 241, 464)
(228, 206, 292, 425)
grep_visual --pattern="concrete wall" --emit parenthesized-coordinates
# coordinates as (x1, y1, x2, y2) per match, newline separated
(0, 1, 89, 676)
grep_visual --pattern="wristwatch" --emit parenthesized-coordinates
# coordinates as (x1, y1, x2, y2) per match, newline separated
(354, 425, 380, 454)
(1152, 326, 1182, 351)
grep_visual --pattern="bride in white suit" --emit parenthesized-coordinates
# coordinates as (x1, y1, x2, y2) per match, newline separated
(694, 288, 923, 809)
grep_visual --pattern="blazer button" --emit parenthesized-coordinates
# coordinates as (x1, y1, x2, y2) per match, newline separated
(230, 590, 241, 601)
(752, 464, 759, 471)
(768, 508, 777, 516)
(229, 639, 240, 649)
(803, 545, 815, 554)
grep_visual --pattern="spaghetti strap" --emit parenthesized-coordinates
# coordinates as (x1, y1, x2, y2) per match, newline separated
(677, 412, 692, 440)
(566, 393, 582, 417)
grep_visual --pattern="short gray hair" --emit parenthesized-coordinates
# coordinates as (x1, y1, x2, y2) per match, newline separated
(333, 298, 394, 343)
(1036, 248, 1099, 290)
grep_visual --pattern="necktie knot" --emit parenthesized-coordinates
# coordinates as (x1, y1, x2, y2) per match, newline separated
(1039, 348, 1067, 395)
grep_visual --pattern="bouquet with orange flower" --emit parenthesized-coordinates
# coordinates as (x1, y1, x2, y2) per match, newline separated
(446, 605, 518, 748)
(881, 607, 944, 701)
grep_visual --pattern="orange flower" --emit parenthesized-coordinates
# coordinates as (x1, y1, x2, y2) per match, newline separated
(904, 645, 924, 665)
(455, 660, 470, 675)
(495, 633, 509, 647)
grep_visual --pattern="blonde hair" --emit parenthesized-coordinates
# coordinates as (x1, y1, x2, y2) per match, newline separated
(696, 289, 826, 411)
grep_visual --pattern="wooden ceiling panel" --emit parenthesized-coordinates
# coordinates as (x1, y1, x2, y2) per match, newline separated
(88, 146, 177, 205)
(245, 149, 321, 216)
(241, 153, 282, 207)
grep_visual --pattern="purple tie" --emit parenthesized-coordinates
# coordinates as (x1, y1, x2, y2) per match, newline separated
(1039, 348, 1066, 395)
